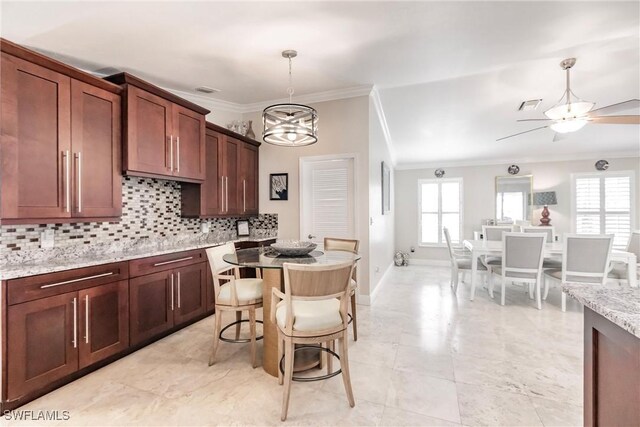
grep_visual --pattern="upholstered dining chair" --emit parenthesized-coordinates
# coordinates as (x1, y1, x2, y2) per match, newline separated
(271, 261, 356, 421)
(488, 232, 547, 309)
(206, 243, 263, 368)
(444, 227, 487, 294)
(543, 234, 614, 311)
(608, 231, 640, 283)
(522, 226, 562, 268)
(324, 237, 359, 341)
(481, 225, 515, 270)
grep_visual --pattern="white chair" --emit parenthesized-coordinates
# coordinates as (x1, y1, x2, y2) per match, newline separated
(488, 232, 547, 309)
(481, 225, 514, 270)
(608, 231, 640, 283)
(206, 243, 263, 368)
(324, 237, 359, 341)
(543, 234, 614, 311)
(522, 226, 562, 268)
(444, 227, 487, 294)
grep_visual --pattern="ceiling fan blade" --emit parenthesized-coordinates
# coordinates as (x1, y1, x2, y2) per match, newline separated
(589, 99, 640, 116)
(589, 115, 640, 124)
(496, 126, 549, 142)
(516, 119, 552, 122)
(552, 132, 569, 142)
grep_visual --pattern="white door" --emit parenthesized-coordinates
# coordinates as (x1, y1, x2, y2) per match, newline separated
(300, 156, 356, 247)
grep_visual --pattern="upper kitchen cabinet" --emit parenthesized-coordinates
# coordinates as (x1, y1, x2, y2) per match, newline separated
(0, 39, 122, 224)
(104, 73, 208, 183)
(181, 122, 260, 218)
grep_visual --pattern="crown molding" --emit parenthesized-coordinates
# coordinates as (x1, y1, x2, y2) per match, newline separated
(370, 87, 397, 166)
(395, 150, 640, 170)
(164, 88, 246, 114)
(240, 85, 374, 113)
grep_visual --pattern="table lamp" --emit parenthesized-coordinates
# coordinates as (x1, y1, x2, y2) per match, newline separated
(533, 191, 558, 226)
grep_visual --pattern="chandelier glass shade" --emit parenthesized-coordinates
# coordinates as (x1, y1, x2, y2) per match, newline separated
(550, 118, 588, 133)
(263, 50, 318, 147)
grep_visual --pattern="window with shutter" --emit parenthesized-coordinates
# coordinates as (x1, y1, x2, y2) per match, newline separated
(419, 178, 463, 245)
(572, 172, 635, 249)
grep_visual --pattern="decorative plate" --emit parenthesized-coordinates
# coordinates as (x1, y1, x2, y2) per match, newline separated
(434, 168, 445, 178)
(595, 160, 609, 171)
(270, 241, 318, 256)
(508, 165, 520, 175)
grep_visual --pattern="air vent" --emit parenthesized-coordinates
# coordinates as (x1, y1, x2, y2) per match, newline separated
(518, 99, 542, 111)
(195, 86, 220, 94)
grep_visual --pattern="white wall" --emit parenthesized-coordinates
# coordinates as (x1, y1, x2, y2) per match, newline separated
(395, 156, 640, 261)
(243, 96, 373, 295)
(368, 96, 395, 295)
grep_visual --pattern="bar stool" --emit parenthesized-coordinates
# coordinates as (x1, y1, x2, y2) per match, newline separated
(271, 261, 356, 421)
(206, 243, 263, 368)
(323, 237, 359, 341)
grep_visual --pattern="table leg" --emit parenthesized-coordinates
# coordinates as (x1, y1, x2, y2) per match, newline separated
(262, 268, 282, 377)
(628, 256, 637, 288)
(470, 252, 478, 301)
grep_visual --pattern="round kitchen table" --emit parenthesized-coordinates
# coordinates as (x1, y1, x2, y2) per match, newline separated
(223, 248, 361, 377)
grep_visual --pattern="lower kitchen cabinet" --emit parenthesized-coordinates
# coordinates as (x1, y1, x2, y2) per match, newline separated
(173, 263, 207, 325)
(129, 270, 174, 346)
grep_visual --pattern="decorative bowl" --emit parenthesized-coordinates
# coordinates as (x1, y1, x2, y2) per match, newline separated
(270, 241, 317, 256)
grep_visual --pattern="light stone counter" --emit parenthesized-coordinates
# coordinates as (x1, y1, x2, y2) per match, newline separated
(563, 283, 640, 338)
(0, 234, 278, 281)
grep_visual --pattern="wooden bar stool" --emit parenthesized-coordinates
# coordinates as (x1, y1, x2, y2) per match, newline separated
(323, 237, 359, 341)
(206, 243, 263, 368)
(271, 261, 356, 421)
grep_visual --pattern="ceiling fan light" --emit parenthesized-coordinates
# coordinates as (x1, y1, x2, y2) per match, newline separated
(544, 101, 595, 120)
(550, 118, 588, 133)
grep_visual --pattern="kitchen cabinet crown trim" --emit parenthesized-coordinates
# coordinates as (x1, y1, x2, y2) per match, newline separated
(206, 121, 261, 147)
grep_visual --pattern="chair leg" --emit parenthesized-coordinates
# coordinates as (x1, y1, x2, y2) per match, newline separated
(350, 293, 358, 341)
(543, 277, 550, 300)
(338, 336, 355, 407)
(461, 270, 467, 283)
(528, 283, 534, 300)
(488, 272, 494, 299)
(453, 269, 460, 294)
(501, 278, 506, 306)
(277, 334, 284, 385)
(561, 291, 566, 312)
(235, 311, 242, 340)
(327, 340, 334, 375)
(281, 340, 295, 421)
(535, 280, 542, 310)
(208, 309, 222, 366)
(249, 307, 257, 368)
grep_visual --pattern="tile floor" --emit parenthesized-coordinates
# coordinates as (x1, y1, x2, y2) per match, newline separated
(10, 266, 584, 426)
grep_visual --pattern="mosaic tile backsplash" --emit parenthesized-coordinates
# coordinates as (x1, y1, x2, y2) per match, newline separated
(0, 176, 277, 256)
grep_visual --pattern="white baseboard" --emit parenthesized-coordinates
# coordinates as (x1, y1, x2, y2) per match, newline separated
(408, 258, 450, 266)
(358, 261, 393, 306)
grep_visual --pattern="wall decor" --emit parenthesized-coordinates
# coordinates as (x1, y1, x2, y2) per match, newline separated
(434, 168, 445, 178)
(236, 220, 250, 237)
(382, 161, 391, 214)
(508, 165, 520, 175)
(270, 173, 289, 200)
(595, 160, 609, 171)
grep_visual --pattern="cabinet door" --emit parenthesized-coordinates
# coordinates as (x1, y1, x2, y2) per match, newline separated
(78, 281, 129, 369)
(174, 263, 207, 326)
(125, 86, 173, 177)
(70, 80, 122, 218)
(0, 53, 71, 220)
(240, 143, 259, 215)
(173, 104, 205, 181)
(129, 271, 174, 345)
(204, 130, 224, 216)
(7, 293, 79, 400)
(223, 136, 242, 214)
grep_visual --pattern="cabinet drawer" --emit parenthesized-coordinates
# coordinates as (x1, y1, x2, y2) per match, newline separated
(129, 249, 206, 278)
(7, 262, 128, 306)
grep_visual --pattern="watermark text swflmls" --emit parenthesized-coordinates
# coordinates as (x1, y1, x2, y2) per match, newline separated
(3, 410, 71, 421)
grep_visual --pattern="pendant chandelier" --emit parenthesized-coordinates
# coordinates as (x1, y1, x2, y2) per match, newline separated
(263, 50, 318, 146)
(544, 58, 594, 133)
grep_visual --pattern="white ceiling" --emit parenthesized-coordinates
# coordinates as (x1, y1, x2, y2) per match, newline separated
(2, 1, 639, 166)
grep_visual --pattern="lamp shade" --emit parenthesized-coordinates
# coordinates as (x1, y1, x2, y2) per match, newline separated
(533, 191, 557, 206)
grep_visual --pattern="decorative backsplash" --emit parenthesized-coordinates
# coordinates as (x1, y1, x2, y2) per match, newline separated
(0, 176, 277, 256)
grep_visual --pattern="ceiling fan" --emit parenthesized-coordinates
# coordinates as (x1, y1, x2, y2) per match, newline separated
(497, 58, 640, 142)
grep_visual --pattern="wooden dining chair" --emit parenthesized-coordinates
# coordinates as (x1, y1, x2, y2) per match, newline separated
(543, 234, 614, 311)
(206, 243, 264, 368)
(323, 237, 359, 341)
(271, 261, 356, 421)
(488, 232, 547, 309)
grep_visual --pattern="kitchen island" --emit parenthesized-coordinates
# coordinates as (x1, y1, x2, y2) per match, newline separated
(563, 283, 640, 426)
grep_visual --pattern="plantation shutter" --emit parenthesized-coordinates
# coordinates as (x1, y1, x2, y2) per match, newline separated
(311, 167, 349, 239)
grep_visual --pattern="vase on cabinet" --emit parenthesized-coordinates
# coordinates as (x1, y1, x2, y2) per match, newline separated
(246, 121, 256, 139)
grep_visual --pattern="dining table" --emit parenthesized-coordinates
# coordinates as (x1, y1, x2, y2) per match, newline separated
(223, 247, 361, 377)
(462, 239, 638, 301)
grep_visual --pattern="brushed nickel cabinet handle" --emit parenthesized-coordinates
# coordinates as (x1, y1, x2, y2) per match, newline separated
(63, 150, 70, 213)
(170, 273, 175, 311)
(40, 272, 115, 289)
(176, 136, 180, 172)
(221, 176, 225, 213)
(177, 271, 181, 309)
(75, 152, 82, 213)
(85, 294, 90, 344)
(153, 256, 193, 267)
(225, 176, 229, 213)
(169, 135, 174, 171)
(72, 297, 78, 348)
(243, 179, 246, 213)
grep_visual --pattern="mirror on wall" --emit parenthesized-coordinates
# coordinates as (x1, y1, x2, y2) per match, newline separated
(495, 175, 533, 223)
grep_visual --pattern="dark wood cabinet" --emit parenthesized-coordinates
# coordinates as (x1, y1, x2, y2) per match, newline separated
(0, 39, 122, 224)
(7, 292, 79, 400)
(181, 122, 260, 218)
(173, 263, 207, 325)
(129, 270, 174, 346)
(78, 280, 129, 369)
(105, 73, 208, 183)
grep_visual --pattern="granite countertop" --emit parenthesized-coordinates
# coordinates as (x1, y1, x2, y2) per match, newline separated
(563, 283, 640, 338)
(0, 235, 277, 281)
